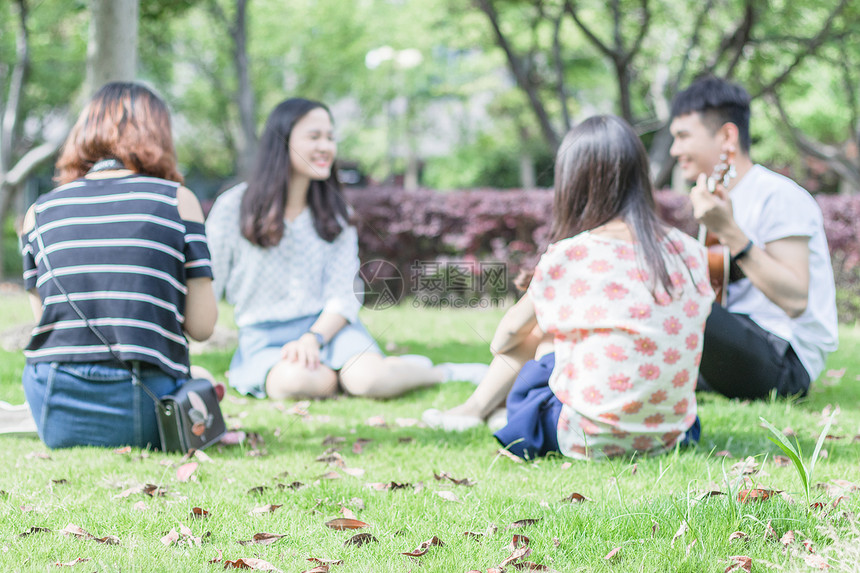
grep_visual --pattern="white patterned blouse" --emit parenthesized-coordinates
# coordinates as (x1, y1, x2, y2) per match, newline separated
(205, 184, 361, 328)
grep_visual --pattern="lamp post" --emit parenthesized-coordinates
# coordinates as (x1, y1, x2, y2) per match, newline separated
(365, 46, 423, 190)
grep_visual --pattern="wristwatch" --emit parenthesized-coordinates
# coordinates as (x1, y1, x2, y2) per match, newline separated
(309, 331, 326, 348)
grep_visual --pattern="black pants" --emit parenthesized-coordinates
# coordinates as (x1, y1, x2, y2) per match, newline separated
(699, 303, 810, 400)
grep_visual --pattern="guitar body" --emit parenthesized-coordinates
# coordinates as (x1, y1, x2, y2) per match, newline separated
(698, 225, 729, 306)
(698, 149, 735, 307)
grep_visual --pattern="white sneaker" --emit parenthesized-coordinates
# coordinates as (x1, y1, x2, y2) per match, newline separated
(487, 407, 508, 432)
(0, 401, 38, 436)
(436, 362, 490, 385)
(422, 408, 483, 432)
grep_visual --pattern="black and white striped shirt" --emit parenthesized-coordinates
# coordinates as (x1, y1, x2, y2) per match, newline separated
(21, 175, 213, 379)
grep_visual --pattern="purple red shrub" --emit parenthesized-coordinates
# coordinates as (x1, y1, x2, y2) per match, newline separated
(344, 187, 859, 320)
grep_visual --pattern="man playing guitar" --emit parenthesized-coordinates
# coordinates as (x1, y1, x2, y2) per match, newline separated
(669, 76, 838, 399)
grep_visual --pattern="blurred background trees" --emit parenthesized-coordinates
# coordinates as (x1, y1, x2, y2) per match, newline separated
(1, 0, 858, 279)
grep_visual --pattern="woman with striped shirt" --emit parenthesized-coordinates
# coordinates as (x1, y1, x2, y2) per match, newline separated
(19, 82, 217, 449)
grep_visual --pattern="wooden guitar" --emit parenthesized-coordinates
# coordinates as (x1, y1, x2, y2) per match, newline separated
(698, 151, 736, 306)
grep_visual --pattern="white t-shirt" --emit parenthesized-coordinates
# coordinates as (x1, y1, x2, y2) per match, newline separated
(727, 164, 838, 381)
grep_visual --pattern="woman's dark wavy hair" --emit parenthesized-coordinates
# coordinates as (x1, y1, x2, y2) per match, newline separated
(241, 98, 349, 246)
(551, 115, 674, 296)
(55, 82, 182, 185)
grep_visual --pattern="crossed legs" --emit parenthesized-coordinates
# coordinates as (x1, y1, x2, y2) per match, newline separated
(433, 326, 549, 422)
(265, 352, 445, 400)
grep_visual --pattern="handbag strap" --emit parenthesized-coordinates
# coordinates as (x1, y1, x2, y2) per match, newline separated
(31, 211, 167, 410)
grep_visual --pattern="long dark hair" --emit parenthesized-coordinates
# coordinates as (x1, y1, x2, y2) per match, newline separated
(56, 82, 182, 185)
(240, 98, 350, 246)
(551, 115, 673, 295)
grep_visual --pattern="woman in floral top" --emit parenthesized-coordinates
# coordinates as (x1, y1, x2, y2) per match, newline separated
(493, 115, 714, 460)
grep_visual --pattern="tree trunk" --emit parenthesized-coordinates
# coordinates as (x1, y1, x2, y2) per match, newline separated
(519, 152, 536, 189)
(85, 0, 139, 95)
(233, 0, 257, 179)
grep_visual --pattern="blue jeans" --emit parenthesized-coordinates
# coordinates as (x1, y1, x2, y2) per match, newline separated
(23, 362, 183, 449)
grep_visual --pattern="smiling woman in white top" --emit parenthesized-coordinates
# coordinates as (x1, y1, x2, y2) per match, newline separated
(206, 98, 485, 399)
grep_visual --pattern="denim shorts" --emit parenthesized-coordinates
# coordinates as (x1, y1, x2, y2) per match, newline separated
(229, 314, 382, 398)
(23, 361, 183, 449)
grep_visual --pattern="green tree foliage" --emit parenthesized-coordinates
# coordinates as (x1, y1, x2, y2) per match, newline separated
(473, 0, 859, 190)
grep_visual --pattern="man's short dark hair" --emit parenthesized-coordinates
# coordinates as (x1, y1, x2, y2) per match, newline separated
(671, 76, 752, 152)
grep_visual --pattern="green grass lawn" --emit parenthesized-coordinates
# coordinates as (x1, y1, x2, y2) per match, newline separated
(1, 291, 859, 572)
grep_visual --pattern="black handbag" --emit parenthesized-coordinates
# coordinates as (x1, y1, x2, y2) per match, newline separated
(151, 378, 226, 452)
(33, 214, 225, 453)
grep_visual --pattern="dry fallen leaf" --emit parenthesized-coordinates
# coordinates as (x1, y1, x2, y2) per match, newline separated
(803, 554, 830, 569)
(433, 471, 477, 486)
(737, 488, 781, 503)
(671, 521, 689, 547)
(401, 535, 444, 557)
(366, 481, 412, 491)
(325, 518, 368, 531)
(561, 492, 591, 503)
(730, 457, 760, 476)
(161, 528, 180, 546)
(339, 506, 358, 520)
(499, 545, 531, 568)
(511, 561, 559, 571)
(604, 547, 621, 560)
(322, 435, 346, 446)
(237, 532, 285, 546)
(142, 484, 167, 497)
(343, 468, 366, 479)
(764, 521, 778, 541)
(249, 503, 283, 515)
(222, 557, 283, 571)
(316, 452, 346, 467)
(779, 530, 795, 546)
(306, 558, 344, 566)
(343, 533, 377, 547)
(696, 490, 726, 500)
(18, 526, 50, 537)
(435, 490, 461, 503)
(176, 462, 198, 482)
(728, 531, 747, 542)
(59, 523, 120, 545)
(191, 507, 210, 519)
(724, 555, 752, 572)
(352, 439, 372, 454)
(507, 518, 541, 529)
(54, 557, 91, 567)
(771, 455, 791, 467)
(508, 534, 530, 550)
